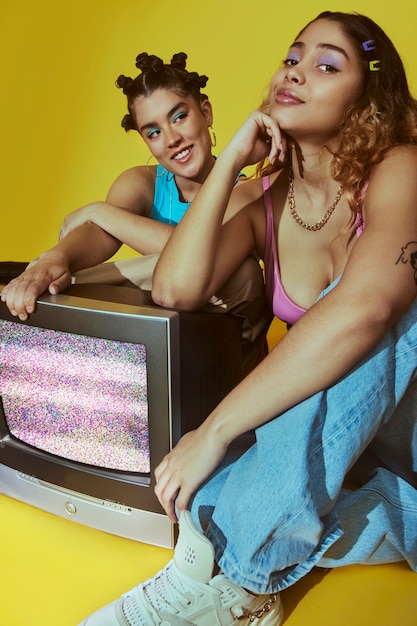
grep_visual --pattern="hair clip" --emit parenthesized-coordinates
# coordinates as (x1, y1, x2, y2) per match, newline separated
(362, 39, 376, 52)
(369, 60, 381, 71)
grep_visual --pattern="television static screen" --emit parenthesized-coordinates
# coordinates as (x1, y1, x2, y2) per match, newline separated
(0, 319, 150, 473)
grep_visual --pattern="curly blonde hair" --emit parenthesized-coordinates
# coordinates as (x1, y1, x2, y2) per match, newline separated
(257, 11, 417, 225)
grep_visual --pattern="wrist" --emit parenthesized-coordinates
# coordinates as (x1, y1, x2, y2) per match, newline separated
(84, 202, 102, 228)
(39, 248, 68, 265)
(203, 406, 240, 449)
(216, 147, 246, 180)
(40, 245, 75, 272)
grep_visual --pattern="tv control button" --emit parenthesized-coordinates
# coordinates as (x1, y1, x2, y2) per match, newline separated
(65, 501, 77, 515)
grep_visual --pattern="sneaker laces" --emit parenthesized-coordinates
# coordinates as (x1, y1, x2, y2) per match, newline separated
(121, 561, 205, 625)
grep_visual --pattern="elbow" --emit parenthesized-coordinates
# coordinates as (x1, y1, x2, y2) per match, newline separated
(357, 292, 409, 338)
(151, 280, 206, 311)
(152, 257, 214, 310)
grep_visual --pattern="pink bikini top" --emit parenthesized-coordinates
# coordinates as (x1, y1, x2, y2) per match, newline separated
(262, 176, 365, 325)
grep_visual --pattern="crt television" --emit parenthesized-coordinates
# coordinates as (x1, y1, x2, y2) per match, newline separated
(0, 283, 242, 548)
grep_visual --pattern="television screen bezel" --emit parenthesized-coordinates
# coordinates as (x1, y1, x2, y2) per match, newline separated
(0, 283, 243, 547)
(0, 286, 183, 514)
(0, 283, 243, 546)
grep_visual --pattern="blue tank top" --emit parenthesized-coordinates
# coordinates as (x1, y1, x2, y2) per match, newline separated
(149, 165, 190, 225)
(148, 163, 246, 226)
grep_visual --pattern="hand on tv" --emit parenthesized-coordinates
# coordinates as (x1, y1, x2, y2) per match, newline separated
(1, 255, 72, 321)
(154, 425, 228, 523)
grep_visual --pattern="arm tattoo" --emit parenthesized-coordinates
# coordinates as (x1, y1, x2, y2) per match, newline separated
(396, 241, 417, 285)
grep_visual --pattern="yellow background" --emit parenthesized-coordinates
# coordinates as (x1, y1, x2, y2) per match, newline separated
(1, 0, 416, 261)
(1, 1, 417, 624)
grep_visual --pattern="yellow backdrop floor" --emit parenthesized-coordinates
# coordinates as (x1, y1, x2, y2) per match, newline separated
(1, 494, 417, 625)
(1, 318, 416, 625)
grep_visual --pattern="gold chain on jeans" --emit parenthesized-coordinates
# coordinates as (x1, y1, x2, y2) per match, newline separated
(236, 593, 278, 622)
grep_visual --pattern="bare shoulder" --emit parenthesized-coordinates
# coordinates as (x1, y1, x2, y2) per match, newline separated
(386, 143, 417, 160)
(365, 145, 417, 218)
(224, 169, 286, 221)
(235, 176, 265, 201)
(106, 165, 156, 214)
(372, 144, 417, 179)
(110, 164, 156, 188)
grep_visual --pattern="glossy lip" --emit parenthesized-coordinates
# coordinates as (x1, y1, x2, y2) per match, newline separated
(274, 88, 304, 105)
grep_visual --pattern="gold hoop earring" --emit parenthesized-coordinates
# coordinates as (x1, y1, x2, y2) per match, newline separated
(146, 154, 157, 168)
(208, 125, 217, 148)
(146, 154, 166, 177)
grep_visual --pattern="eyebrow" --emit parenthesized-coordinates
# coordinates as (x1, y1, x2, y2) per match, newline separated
(139, 102, 188, 134)
(290, 41, 350, 60)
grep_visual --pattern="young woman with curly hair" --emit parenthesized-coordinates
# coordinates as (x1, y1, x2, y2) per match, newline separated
(79, 11, 417, 626)
(257, 11, 417, 224)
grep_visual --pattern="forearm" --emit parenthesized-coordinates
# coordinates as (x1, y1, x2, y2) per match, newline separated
(86, 202, 174, 255)
(152, 152, 241, 307)
(154, 285, 403, 521)
(204, 286, 406, 448)
(47, 222, 121, 272)
(1, 222, 122, 320)
(153, 111, 286, 309)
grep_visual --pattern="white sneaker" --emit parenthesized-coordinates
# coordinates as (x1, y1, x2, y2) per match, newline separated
(79, 510, 283, 625)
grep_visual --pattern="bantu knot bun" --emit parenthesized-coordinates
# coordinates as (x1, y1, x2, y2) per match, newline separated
(135, 52, 164, 73)
(115, 74, 134, 94)
(116, 51, 209, 133)
(121, 113, 137, 132)
(171, 52, 187, 71)
(187, 71, 208, 90)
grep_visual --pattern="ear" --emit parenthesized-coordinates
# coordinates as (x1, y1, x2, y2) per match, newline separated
(200, 98, 213, 126)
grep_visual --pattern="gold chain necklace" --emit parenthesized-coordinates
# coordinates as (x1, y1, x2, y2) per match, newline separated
(288, 167, 343, 232)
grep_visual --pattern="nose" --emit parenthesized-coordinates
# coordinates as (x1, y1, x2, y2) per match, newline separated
(285, 64, 304, 84)
(166, 126, 182, 147)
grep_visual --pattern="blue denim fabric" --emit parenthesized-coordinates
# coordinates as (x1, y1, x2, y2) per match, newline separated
(189, 280, 417, 593)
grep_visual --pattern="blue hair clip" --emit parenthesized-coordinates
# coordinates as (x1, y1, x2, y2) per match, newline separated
(362, 39, 376, 52)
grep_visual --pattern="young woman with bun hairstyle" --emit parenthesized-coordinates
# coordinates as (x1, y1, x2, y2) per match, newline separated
(1, 52, 271, 375)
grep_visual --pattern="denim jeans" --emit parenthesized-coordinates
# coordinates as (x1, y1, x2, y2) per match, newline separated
(189, 281, 417, 593)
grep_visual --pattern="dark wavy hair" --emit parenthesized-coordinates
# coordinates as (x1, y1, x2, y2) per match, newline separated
(258, 11, 417, 221)
(116, 52, 209, 133)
